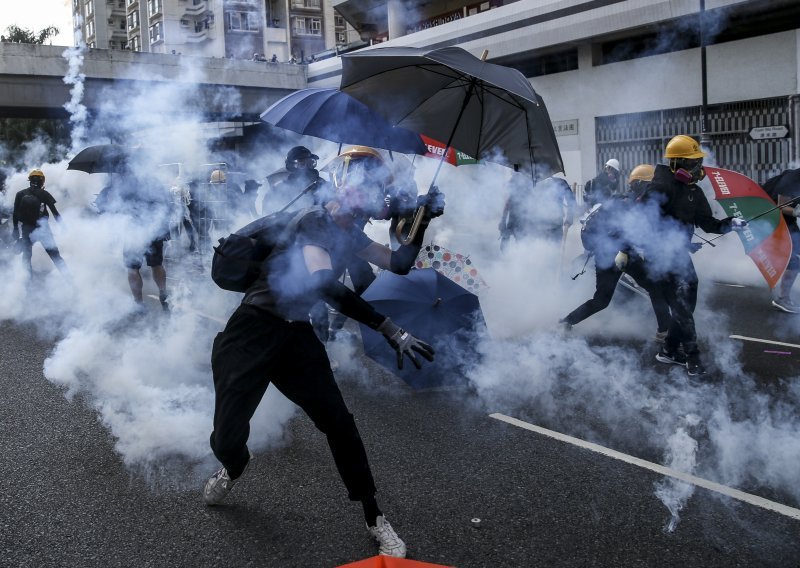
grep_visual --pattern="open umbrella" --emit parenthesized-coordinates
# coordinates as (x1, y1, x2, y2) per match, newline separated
(340, 46, 563, 179)
(340, 46, 563, 244)
(67, 144, 132, 174)
(704, 166, 793, 289)
(359, 268, 486, 390)
(414, 244, 487, 293)
(260, 88, 427, 155)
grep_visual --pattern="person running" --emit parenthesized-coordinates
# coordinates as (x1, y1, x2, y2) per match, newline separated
(203, 149, 444, 558)
(762, 167, 800, 313)
(560, 164, 670, 339)
(635, 135, 747, 377)
(11, 169, 70, 277)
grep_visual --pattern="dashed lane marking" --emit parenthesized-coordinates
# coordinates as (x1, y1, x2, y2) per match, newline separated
(489, 413, 800, 521)
(730, 335, 800, 350)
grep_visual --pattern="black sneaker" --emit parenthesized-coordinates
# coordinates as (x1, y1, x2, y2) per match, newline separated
(687, 359, 707, 377)
(655, 347, 686, 366)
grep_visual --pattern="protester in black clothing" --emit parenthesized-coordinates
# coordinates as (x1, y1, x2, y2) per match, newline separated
(203, 149, 444, 559)
(11, 169, 69, 276)
(560, 164, 670, 338)
(583, 158, 621, 207)
(498, 173, 576, 249)
(262, 146, 327, 214)
(634, 136, 747, 377)
(762, 168, 800, 313)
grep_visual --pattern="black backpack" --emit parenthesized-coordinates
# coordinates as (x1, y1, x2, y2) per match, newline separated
(18, 189, 46, 225)
(580, 205, 604, 253)
(211, 207, 312, 292)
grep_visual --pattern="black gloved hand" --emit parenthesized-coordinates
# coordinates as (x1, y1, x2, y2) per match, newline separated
(377, 317, 435, 370)
(688, 242, 703, 253)
(417, 186, 445, 219)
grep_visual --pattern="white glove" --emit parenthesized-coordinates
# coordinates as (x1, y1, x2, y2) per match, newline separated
(614, 251, 628, 271)
(793, 204, 800, 218)
(730, 217, 748, 231)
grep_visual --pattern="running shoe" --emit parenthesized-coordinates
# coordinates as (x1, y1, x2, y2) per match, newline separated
(203, 452, 253, 506)
(772, 297, 800, 314)
(655, 347, 686, 366)
(367, 516, 406, 558)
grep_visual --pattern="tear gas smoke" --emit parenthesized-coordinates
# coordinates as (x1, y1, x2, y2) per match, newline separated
(0, 45, 797, 532)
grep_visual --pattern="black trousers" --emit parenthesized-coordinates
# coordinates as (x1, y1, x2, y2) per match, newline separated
(660, 259, 700, 358)
(209, 305, 377, 501)
(564, 255, 671, 332)
(20, 223, 68, 274)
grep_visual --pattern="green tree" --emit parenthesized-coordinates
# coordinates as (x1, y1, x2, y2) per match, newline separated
(4, 24, 60, 45)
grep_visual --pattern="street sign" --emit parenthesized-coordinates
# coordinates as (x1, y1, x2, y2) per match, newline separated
(749, 125, 789, 140)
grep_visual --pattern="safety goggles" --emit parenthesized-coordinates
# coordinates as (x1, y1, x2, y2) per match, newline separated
(290, 157, 317, 170)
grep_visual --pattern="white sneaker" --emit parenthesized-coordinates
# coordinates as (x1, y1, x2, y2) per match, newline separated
(772, 297, 800, 314)
(203, 452, 253, 506)
(367, 515, 406, 558)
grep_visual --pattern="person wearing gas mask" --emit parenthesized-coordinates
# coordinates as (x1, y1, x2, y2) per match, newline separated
(203, 144, 445, 558)
(11, 169, 70, 277)
(583, 158, 621, 208)
(262, 146, 328, 214)
(626, 135, 747, 377)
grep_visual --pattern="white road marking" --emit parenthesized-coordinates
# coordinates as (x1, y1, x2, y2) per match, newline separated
(730, 335, 800, 350)
(489, 413, 800, 521)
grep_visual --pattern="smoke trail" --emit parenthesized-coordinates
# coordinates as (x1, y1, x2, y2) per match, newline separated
(62, 37, 88, 153)
(654, 418, 700, 532)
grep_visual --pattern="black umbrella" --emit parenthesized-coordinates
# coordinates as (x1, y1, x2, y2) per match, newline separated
(359, 268, 486, 390)
(340, 46, 564, 181)
(260, 88, 427, 155)
(67, 144, 132, 174)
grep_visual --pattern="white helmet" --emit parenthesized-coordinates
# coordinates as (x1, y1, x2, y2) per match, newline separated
(604, 159, 620, 172)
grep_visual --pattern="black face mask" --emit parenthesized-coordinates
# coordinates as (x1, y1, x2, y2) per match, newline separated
(29, 178, 44, 190)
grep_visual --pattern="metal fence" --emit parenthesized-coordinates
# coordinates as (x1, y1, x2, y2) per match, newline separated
(595, 96, 793, 186)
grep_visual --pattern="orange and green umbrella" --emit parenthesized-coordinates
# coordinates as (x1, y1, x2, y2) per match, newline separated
(705, 166, 792, 289)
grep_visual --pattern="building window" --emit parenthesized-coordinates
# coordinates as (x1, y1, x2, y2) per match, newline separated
(291, 0, 320, 9)
(149, 21, 163, 42)
(130, 34, 140, 51)
(335, 31, 346, 44)
(84, 0, 94, 17)
(227, 11, 259, 32)
(334, 14, 344, 28)
(86, 20, 95, 37)
(147, 0, 162, 18)
(292, 16, 321, 36)
(127, 11, 139, 30)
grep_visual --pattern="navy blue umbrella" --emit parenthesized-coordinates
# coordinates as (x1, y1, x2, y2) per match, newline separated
(260, 88, 427, 155)
(359, 268, 486, 390)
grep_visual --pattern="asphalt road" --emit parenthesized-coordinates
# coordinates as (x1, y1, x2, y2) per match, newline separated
(1, 281, 799, 568)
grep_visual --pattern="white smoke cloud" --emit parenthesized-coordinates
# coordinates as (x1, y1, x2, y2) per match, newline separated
(1, 42, 798, 531)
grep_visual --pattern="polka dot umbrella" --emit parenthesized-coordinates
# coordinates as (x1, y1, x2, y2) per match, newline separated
(414, 243, 487, 293)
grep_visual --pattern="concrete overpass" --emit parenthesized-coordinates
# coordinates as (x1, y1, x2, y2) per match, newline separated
(0, 43, 307, 121)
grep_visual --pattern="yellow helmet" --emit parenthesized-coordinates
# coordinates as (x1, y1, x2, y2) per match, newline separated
(664, 135, 706, 159)
(210, 169, 226, 183)
(28, 169, 45, 181)
(628, 164, 655, 183)
(329, 146, 391, 218)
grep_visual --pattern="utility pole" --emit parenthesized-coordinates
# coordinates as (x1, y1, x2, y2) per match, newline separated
(699, 0, 711, 148)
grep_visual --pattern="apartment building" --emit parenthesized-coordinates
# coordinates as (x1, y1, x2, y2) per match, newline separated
(72, 0, 357, 61)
